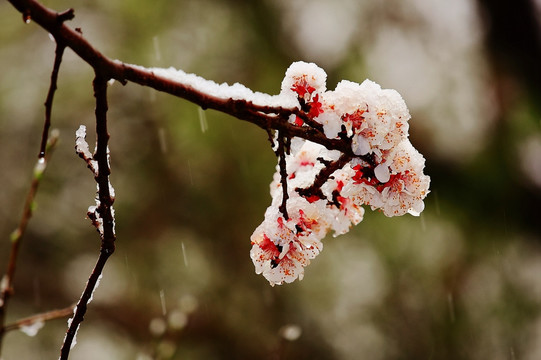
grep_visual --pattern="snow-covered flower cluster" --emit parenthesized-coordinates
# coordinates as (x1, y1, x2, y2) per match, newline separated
(251, 62, 430, 286)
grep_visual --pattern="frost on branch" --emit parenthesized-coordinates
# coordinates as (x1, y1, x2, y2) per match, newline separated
(74, 125, 116, 239)
(251, 62, 430, 286)
(75, 125, 97, 175)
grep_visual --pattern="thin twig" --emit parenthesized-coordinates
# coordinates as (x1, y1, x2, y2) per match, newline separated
(276, 135, 290, 220)
(60, 74, 116, 360)
(0, 20, 65, 352)
(40, 41, 65, 158)
(4, 304, 75, 333)
(59, 253, 110, 360)
(296, 152, 353, 200)
(0, 132, 59, 354)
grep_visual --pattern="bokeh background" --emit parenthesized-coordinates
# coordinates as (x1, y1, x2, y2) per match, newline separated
(1, 0, 541, 359)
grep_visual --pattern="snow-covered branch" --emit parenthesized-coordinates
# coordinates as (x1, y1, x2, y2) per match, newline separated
(61, 75, 116, 359)
(7, 0, 349, 155)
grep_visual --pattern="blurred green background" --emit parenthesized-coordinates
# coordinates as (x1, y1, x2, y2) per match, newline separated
(1, 0, 541, 359)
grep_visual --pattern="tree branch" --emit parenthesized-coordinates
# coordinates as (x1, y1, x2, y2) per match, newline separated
(0, 132, 58, 354)
(0, 9, 66, 353)
(6, 0, 354, 157)
(4, 304, 75, 334)
(92, 74, 116, 250)
(60, 74, 116, 359)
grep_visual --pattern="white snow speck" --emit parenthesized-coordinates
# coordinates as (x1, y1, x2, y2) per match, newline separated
(20, 320, 44, 337)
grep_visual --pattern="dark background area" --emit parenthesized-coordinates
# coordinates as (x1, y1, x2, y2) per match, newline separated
(1, 0, 540, 359)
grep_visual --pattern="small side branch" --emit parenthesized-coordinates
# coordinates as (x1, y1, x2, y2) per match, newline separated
(276, 135, 290, 220)
(296, 152, 352, 200)
(292, 108, 324, 132)
(0, 16, 65, 353)
(56, 8, 74, 23)
(40, 41, 65, 158)
(4, 304, 75, 333)
(0, 132, 58, 354)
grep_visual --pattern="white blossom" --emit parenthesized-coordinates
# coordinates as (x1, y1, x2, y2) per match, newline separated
(250, 61, 430, 285)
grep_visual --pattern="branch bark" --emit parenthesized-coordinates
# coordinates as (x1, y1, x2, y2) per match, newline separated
(40, 42, 66, 158)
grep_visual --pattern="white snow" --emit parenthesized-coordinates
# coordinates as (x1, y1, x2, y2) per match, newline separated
(20, 320, 45, 337)
(128, 63, 297, 108)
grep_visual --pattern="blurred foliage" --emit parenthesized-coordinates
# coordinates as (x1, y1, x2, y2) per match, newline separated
(1, 0, 540, 359)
